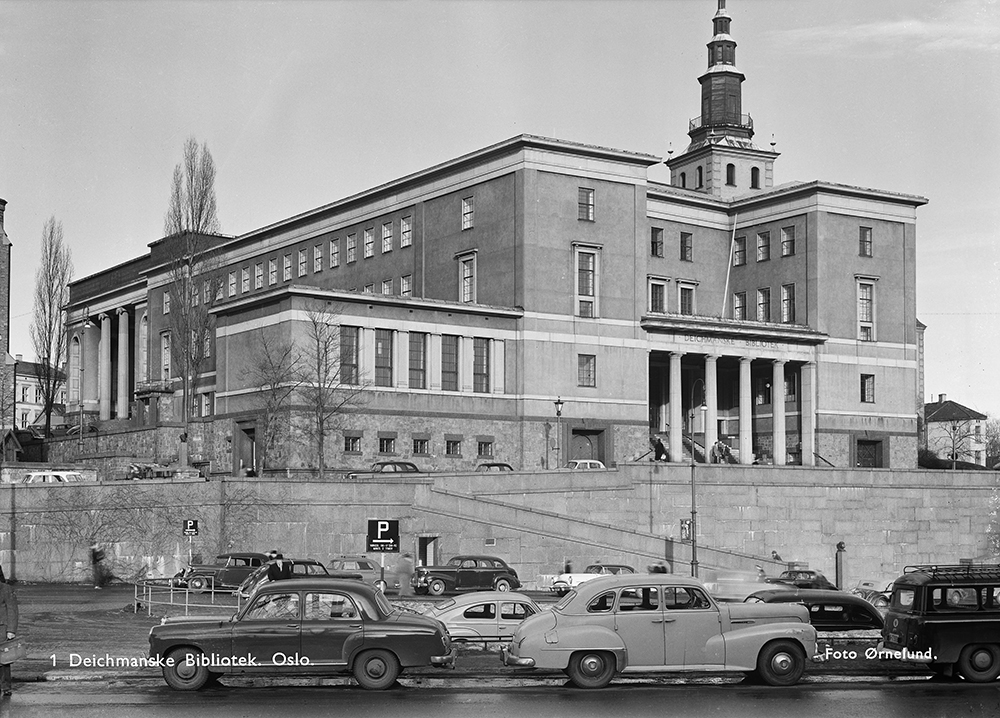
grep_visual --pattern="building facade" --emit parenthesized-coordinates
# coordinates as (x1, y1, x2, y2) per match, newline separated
(924, 394, 988, 467)
(64, 0, 926, 474)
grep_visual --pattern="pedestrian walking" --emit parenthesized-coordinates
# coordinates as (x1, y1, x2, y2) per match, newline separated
(0, 566, 19, 697)
(90, 544, 106, 589)
(395, 553, 414, 596)
(563, 559, 573, 574)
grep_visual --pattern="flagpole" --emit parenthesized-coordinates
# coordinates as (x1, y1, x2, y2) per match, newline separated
(721, 213, 739, 317)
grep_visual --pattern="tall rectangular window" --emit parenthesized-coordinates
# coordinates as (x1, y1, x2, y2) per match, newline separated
(363, 283, 375, 293)
(160, 333, 171, 380)
(576, 248, 598, 317)
(340, 326, 359, 385)
(191, 285, 199, 307)
(858, 281, 875, 341)
(283, 254, 292, 280)
(268, 259, 277, 285)
(757, 231, 771, 262)
(680, 232, 693, 262)
(462, 197, 474, 230)
(381, 279, 392, 295)
(409, 332, 427, 389)
(757, 287, 771, 322)
(374, 329, 393, 387)
(364, 228, 374, 258)
(400, 275, 412, 297)
(578, 187, 595, 221)
(679, 285, 694, 315)
(754, 377, 772, 405)
(346, 234, 357, 263)
(473, 337, 490, 393)
(255, 262, 263, 289)
(400, 216, 412, 247)
(314, 244, 323, 272)
(163, 290, 171, 314)
(859, 227, 873, 257)
(650, 227, 663, 257)
(733, 236, 746, 266)
(861, 373, 875, 403)
(460, 255, 476, 303)
(241, 267, 250, 293)
(781, 226, 795, 256)
(784, 372, 797, 401)
(441, 334, 459, 391)
(330, 239, 340, 268)
(578, 354, 596, 387)
(649, 279, 666, 313)
(781, 283, 795, 323)
(228, 271, 236, 297)
(298, 249, 307, 276)
(382, 222, 393, 253)
(733, 291, 746, 320)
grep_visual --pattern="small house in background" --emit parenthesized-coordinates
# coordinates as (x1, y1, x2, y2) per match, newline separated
(924, 394, 988, 467)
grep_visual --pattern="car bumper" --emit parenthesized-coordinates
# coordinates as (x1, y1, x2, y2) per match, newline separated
(500, 645, 535, 668)
(431, 648, 457, 668)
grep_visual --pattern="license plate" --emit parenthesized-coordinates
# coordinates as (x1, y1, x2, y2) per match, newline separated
(887, 632, 899, 644)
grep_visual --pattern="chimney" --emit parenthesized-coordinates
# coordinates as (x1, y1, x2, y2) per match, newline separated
(938, 393, 947, 403)
(15, 354, 21, 362)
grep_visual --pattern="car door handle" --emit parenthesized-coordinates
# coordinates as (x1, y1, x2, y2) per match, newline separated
(651, 617, 676, 623)
(732, 619, 755, 624)
(286, 624, 299, 628)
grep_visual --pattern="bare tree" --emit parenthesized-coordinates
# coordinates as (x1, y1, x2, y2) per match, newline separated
(985, 416, 1000, 467)
(29, 216, 73, 443)
(296, 303, 367, 479)
(0, 358, 14, 435)
(930, 419, 980, 470)
(244, 327, 301, 471)
(163, 137, 222, 425)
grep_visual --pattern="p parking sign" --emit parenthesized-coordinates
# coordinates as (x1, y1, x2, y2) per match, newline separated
(183, 519, 199, 536)
(367, 519, 399, 553)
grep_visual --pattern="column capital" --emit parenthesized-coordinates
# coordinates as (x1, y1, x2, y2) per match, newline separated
(771, 358, 786, 366)
(116, 306, 129, 316)
(704, 354, 719, 363)
(739, 356, 753, 365)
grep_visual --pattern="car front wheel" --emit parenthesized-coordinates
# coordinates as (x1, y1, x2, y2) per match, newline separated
(566, 651, 615, 689)
(755, 640, 806, 686)
(188, 576, 209, 593)
(353, 649, 400, 690)
(428, 578, 446, 596)
(495, 578, 512, 592)
(958, 644, 1000, 682)
(163, 648, 210, 691)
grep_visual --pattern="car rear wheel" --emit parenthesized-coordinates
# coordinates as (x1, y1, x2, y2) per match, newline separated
(495, 578, 512, 592)
(958, 644, 1000, 682)
(163, 648, 210, 691)
(353, 649, 400, 690)
(428, 578, 446, 596)
(566, 651, 615, 689)
(755, 640, 806, 686)
(188, 576, 209, 593)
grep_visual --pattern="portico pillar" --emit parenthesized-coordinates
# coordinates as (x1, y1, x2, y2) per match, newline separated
(396, 330, 409, 388)
(772, 359, 786, 465)
(668, 352, 684, 461)
(428, 334, 442, 390)
(801, 362, 816, 466)
(704, 355, 719, 453)
(116, 308, 130, 419)
(739, 357, 753, 464)
(99, 313, 112, 420)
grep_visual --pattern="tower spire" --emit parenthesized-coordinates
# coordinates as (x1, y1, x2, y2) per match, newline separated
(690, 0, 752, 145)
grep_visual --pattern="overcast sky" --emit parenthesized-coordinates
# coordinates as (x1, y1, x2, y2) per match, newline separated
(1, 0, 998, 415)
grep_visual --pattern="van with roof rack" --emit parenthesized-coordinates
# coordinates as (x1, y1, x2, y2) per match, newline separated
(881, 564, 1000, 681)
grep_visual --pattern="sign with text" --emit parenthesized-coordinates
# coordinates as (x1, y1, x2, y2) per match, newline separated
(182, 519, 199, 536)
(367, 519, 399, 553)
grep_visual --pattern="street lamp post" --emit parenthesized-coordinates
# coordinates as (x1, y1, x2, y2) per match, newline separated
(689, 378, 706, 578)
(554, 397, 564, 469)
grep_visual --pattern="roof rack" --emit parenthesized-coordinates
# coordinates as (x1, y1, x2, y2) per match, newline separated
(903, 564, 1000, 581)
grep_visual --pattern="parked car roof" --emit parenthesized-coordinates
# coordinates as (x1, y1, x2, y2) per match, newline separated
(745, 588, 885, 631)
(476, 462, 514, 472)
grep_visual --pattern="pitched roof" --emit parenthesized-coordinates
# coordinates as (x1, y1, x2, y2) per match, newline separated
(924, 399, 987, 423)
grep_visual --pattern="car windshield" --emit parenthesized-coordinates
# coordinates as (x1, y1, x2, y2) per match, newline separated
(447, 558, 463, 567)
(585, 566, 604, 574)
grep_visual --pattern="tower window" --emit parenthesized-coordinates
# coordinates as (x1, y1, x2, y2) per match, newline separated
(650, 227, 664, 257)
(859, 227, 873, 257)
(733, 236, 746, 266)
(732, 292, 746, 320)
(726, 164, 736, 186)
(751, 167, 761, 189)
(756, 231, 771, 262)
(679, 172, 687, 189)
(696, 167, 704, 189)
(680, 232, 693, 262)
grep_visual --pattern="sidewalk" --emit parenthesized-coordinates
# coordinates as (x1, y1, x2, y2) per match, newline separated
(10, 582, 927, 685)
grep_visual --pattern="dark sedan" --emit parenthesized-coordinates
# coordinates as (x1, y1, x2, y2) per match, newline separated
(745, 588, 885, 632)
(149, 578, 455, 690)
(412, 555, 520, 596)
(764, 569, 839, 591)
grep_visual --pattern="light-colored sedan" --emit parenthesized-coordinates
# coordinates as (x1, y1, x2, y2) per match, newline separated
(502, 574, 817, 688)
(550, 564, 635, 596)
(422, 591, 542, 642)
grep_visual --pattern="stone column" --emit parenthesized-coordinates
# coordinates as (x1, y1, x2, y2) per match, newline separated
(668, 352, 684, 461)
(428, 334, 442, 391)
(491, 339, 505, 394)
(705, 355, 719, 453)
(116, 308, 130, 419)
(772, 359, 786, 465)
(99, 313, 112, 420)
(396, 330, 409, 389)
(801, 362, 816, 466)
(360, 328, 375, 386)
(739, 357, 753, 464)
(460, 336, 474, 393)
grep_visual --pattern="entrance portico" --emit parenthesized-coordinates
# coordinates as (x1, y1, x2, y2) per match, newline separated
(643, 315, 826, 466)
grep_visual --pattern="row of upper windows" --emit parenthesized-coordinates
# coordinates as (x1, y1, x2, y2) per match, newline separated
(650, 228, 693, 261)
(732, 226, 874, 267)
(678, 165, 762, 191)
(731, 284, 797, 324)
(344, 432, 495, 459)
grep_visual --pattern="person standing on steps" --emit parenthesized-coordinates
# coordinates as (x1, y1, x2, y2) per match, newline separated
(0, 566, 19, 697)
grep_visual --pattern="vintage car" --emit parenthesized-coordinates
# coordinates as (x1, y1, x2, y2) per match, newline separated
(347, 461, 421, 479)
(412, 555, 520, 596)
(475, 462, 515, 472)
(850, 579, 893, 609)
(149, 578, 456, 690)
(550, 564, 635, 596)
(563, 459, 607, 470)
(173, 552, 270, 592)
(330, 555, 395, 591)
(501, 574, 817, 688)
(765, 569, 839, 591)
(20, 471, 87, 483)
(745, 589, 885, 633)
(235, 558, 333, 600)
(421, 591, 541, 642)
